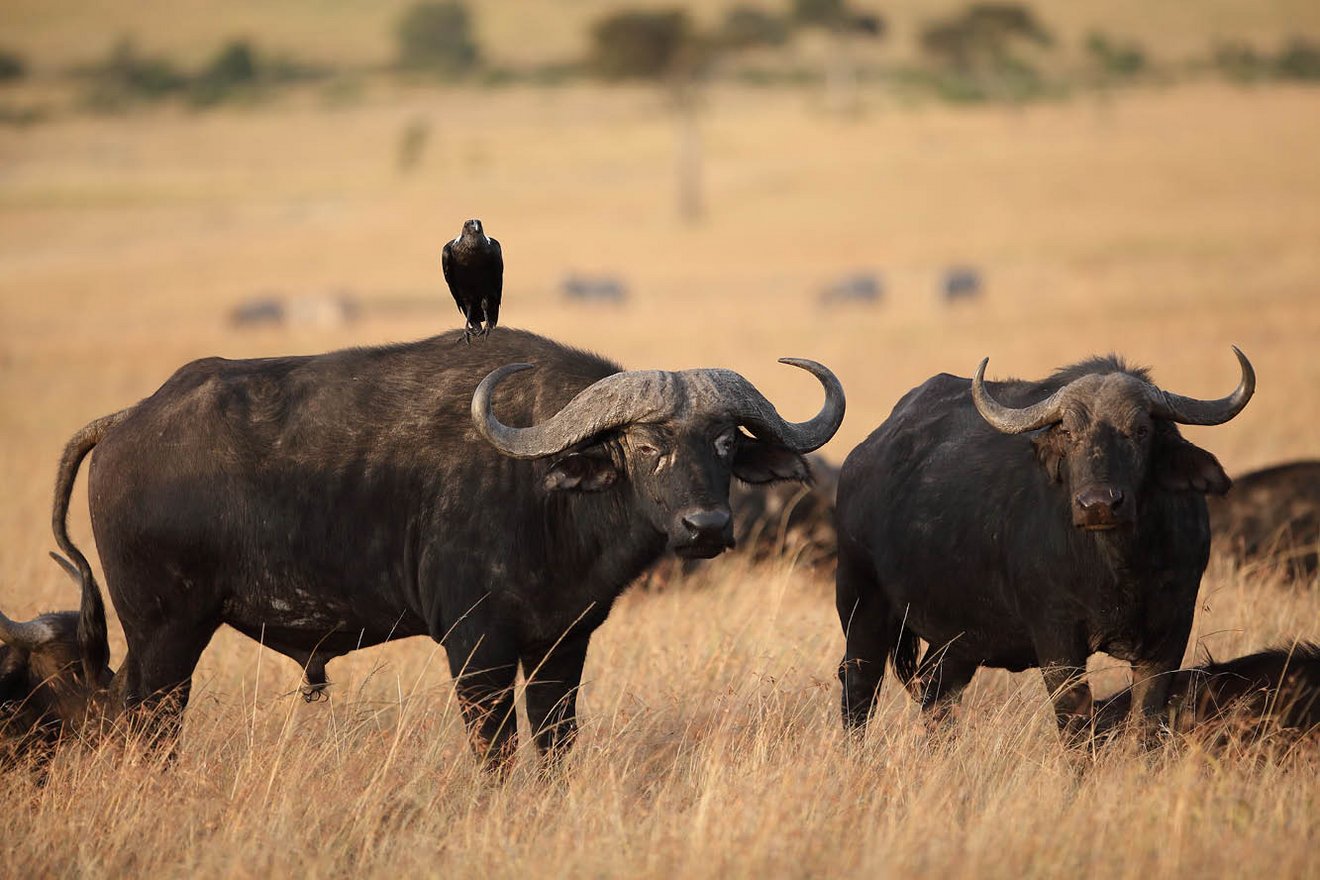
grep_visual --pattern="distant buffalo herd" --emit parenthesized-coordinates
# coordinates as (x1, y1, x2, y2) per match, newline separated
(2, 330, 1316, 773)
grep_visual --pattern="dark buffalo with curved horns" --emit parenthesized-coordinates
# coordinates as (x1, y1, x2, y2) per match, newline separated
(0, 554, 113, 764)
(835, 348, 1253, 736)
(40, 329, 843, 769)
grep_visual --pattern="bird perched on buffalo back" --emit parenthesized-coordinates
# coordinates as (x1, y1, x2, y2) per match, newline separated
(442, 218, 503, 342)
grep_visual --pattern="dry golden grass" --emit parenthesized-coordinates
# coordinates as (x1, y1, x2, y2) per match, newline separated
(1, 78, 1318, 876)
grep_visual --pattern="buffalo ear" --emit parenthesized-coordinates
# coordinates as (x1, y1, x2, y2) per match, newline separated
(1032, 429, 1066, 483)
(1153, 436, 1231, 495)
(733, 440, 810, 484)
(543, 454, 618, 493)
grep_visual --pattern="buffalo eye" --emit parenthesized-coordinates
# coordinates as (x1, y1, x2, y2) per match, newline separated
(713, 429, 738, 460)
(1133, 424, 1150, 440)
(634, 442, 659, 457)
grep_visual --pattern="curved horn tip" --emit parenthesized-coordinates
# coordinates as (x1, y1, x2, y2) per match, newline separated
(974, 357, 990, 381)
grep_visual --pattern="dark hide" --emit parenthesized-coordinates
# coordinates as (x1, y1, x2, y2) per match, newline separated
(0, 558, 114, 765)
(1207, 460, 1320, 582)
(836, 356, 1234, 738)
(58, 329, 827, 770)
(1094, 644, 1320, 740)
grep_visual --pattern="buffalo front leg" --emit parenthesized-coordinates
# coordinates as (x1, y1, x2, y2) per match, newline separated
(1034, 629, 1094, 744)
(836, 551, 895, 730)
(521, 633, 591, 765)
(446, 636, 519, 774)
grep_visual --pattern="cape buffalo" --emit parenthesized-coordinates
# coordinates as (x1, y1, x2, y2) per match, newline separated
(48, 328, 844, 768)
(1094, 643, 1320, 740)
(0, 554, 112, 764)
(836, 349, 1254, 737)
(1207, 460, 1320, 581)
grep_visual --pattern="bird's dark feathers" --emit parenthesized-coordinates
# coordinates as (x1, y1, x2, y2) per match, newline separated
(442, 223, 504, 343)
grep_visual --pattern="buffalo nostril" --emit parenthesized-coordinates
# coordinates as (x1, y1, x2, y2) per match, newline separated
(1075, 487, 1123, 512)
(682, 509, 731, 535)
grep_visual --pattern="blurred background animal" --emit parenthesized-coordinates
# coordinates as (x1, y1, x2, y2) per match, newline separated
(1208, 460, 1320, 582)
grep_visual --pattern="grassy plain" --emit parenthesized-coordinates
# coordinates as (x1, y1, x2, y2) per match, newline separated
(0, 76, 1318, 876)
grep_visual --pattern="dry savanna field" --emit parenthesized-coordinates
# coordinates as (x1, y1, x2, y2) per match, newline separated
(1, 42, 1319, 880)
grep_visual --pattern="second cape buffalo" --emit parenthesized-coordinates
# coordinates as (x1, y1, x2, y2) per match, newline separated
(55, 329, 844, 768)
(836, 349, 1253, 736)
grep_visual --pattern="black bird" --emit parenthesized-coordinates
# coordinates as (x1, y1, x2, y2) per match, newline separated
(442, 218, 503, 342)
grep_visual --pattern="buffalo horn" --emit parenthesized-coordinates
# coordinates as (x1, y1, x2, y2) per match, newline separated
(971, 357, 1066, 434)
(1147, 346, 1255, 426)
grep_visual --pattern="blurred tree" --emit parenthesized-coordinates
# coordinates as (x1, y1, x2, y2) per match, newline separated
(718, 6, 791, 50)
(588, 10, 695, 80)
(919, 4, 1053, 102)
(1213, 42, 1267, 84)
(0, 48, 26, 82)
(921, 4, 1051, 72)
(792, 0, 847, 28)
(395, 1, 480, 75)
(587, 8, 705, 223)
(189, 40, 260, 106)
(81, 38, 187, 111)
(1085, 31, 1146, 78)
(1275, 38, 1320, 80)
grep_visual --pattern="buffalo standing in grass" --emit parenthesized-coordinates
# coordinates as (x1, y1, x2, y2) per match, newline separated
(1207, 460, 1320, 582)
(28, 329, 843, 769)
(836, 350, 1254, 736)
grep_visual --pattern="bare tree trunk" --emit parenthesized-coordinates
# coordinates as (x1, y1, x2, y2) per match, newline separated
(675, 94, 703, 224)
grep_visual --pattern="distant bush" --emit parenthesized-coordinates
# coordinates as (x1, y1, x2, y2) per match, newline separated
(1214, 37, 1320, 84)
(0, 101, 46, 126)
(792, 0, 847, 28)
(1085, 31, 1146, 78)
(189, 40, 258, 105)
(921, 4, 1052, 72)
(80, 39, 188, 111)
(719, 6, 790, 50)
(0, 48, 26, 82)
(188, 40, 327, 107)
(588, 10, 695, 80)
(916, 4, 1053, 102)
(395, 1, 480, 75)
(1275, 38, 1320, 80)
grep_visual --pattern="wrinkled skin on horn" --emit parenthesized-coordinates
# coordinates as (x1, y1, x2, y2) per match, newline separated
(473, 358, 846, 558)
(971, 348, 1253, 530)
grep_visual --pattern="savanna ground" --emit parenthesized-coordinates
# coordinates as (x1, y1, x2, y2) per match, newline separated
(1, 26, 1319, 879)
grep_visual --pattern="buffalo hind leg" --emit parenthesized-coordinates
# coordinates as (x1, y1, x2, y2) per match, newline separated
(836, 553, 894, 730)
(116, 618, 217, 752)
(521, 633, 591, 766)
(446, 636, 519, 775)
